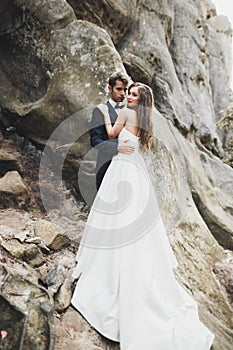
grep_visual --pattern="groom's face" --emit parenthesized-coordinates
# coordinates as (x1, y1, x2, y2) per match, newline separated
(108, 80, 127, 103)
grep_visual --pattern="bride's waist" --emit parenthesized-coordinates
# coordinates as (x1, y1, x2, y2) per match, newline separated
(114, 151, 140, 160)
(118, 141, 139, 149)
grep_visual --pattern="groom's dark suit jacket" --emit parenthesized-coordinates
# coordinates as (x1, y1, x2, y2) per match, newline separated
(90, 101, 119, 190)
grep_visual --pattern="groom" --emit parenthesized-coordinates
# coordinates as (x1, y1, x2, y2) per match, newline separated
(90, 71, 135, 190)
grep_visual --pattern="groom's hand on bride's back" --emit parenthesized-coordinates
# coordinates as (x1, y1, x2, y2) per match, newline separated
(117, 140, 135, 154)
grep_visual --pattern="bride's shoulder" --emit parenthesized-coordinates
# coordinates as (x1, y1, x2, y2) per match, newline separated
(119, 107, 136, 116)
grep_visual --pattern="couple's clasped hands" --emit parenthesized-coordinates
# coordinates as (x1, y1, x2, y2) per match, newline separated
(97, 103, 135, 156)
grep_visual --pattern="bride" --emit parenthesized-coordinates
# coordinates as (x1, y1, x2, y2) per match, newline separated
(71, 82, 214, 349)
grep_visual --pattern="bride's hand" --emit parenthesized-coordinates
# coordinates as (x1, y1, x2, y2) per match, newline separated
(96, 104, 111, 125)
(96, 104, 108, 116)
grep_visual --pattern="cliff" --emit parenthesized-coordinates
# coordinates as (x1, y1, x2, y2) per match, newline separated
(0, 1, 233, 349)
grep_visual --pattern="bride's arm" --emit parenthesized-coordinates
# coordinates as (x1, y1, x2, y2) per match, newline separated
(96, 104, 127, 138)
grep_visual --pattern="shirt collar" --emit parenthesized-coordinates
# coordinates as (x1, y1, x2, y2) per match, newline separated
(109, 98, 123, 109)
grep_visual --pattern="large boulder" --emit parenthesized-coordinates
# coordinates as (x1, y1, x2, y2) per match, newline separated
(0, 0, 125, 145)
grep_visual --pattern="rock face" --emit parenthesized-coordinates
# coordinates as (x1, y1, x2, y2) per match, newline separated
(0, 0, 125, 143)
(66, 0, 138, 45)
(0, 0, 233, 349)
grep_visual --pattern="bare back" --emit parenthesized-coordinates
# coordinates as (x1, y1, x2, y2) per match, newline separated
(120, 108, 139, 136)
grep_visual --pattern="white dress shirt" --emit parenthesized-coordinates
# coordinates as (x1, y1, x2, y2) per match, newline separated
(109, 98, 123, 115)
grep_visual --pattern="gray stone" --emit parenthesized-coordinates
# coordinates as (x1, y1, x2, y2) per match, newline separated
(66, 0, 138, 44)
(46, 265, 66, 295)
(54, 307, 110, 350)
(14, 230, 28, 242)
(16, 0, 77, 29)
(56, 251, 76, 270)
(0, 263, 54, 350)
(0, 150, 20, 176)
(55, 278, 72, 312)
(34, 219, 70, 251)
(213, 250, 233, 307)
(1, 239, 43, 267)
(206, 14, 233, 119)
(0, 171, 30, 209)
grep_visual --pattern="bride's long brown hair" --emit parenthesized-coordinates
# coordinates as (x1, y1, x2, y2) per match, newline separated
(128, 82, 154, 150)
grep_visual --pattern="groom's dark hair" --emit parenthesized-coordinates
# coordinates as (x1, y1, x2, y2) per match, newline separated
(108, 71, 129, 88)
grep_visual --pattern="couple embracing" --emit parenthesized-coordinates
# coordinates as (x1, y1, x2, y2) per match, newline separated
(90, 71, 141, 190)
(71, 72, 214, 350)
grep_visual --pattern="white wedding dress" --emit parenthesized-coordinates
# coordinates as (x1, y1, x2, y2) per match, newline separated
(71, 127, 214, 350)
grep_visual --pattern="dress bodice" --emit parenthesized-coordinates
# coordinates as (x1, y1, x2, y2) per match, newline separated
(118, 127, 139, 152)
